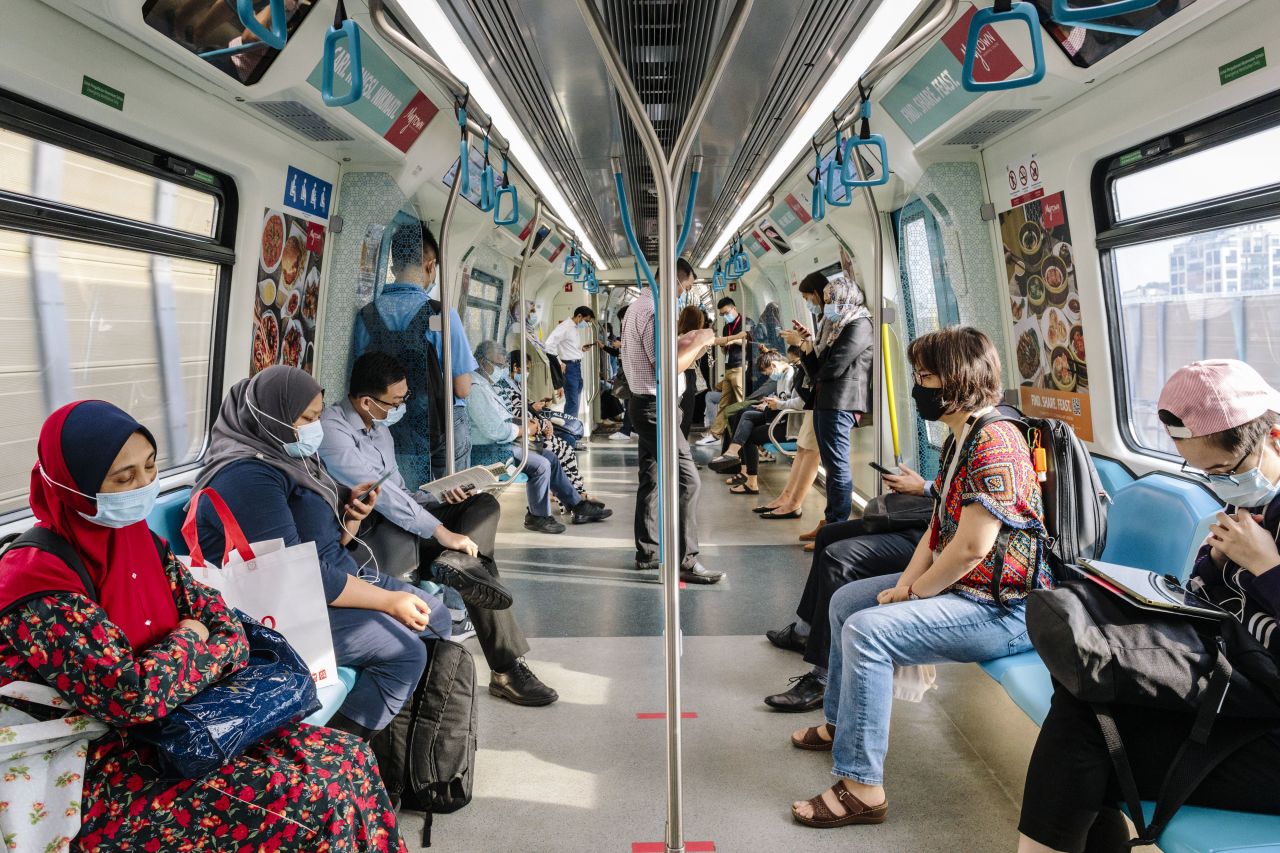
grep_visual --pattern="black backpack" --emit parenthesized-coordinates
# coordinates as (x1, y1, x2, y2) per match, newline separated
(372, 638, 478, 848)
(1029, 580, 1280, 844)
(943, 407, 1108, 604)
(359, 299, 449, 460)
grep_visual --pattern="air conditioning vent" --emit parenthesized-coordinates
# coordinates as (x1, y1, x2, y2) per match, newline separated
(248, 100, 354, 143)
(942, 108, 1040, 146)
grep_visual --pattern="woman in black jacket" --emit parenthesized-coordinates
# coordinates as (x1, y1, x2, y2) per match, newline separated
(796, 272, 873, 528)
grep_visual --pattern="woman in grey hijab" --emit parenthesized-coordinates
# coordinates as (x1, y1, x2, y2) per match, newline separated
(193, 365, 451, 740)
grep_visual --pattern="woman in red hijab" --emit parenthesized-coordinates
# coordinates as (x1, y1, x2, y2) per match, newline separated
(0, 401, 406, 853)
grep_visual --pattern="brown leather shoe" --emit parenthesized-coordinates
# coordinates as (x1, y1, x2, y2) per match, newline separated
(799, 520, 826, 542)
(803, 542, 815, 552)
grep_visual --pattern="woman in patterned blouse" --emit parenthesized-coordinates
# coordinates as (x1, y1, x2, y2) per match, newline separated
(788, 326, 1050, 830)
(0, 401, 405, 852)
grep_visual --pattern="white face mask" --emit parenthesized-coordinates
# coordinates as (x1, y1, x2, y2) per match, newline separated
(372, 401, 406, 428)
(39, 465, 161, 529)
(1201, 439, 1280, 507)
(286, 420, 325, 459)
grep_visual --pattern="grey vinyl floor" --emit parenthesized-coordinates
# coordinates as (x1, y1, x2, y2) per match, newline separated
(398, 437, 1042, 853)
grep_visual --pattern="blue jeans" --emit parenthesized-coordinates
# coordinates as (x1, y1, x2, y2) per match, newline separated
(813, 408, 857, 523)
(514, 445, 581, 516)
(563, 360, 583, 420)
(824, 574, 1033, 785)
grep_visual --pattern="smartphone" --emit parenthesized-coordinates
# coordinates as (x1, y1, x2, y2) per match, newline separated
(868, 461, 898, 476)
(355, 469, 396, 503)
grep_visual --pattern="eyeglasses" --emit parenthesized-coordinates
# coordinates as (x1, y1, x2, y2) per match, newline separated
(369, 390, 411, 410)
(1179, 443, 1257, 485)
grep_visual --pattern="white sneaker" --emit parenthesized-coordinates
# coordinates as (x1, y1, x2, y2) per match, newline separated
(609, 431, 636, 442)
(695, 434, 719, 446)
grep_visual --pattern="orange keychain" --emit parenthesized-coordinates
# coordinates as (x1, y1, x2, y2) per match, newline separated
(1030, 430, 1048, 482)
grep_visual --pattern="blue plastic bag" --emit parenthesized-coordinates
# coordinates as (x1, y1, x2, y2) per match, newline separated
(134, 613, 320, 779)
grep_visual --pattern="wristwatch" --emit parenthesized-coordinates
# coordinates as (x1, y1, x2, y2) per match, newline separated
(907, 585, 920, 601)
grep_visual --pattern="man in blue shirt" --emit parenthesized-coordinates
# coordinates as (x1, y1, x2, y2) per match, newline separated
(352, 220, 476, 489)
(320, 352, 558, 707)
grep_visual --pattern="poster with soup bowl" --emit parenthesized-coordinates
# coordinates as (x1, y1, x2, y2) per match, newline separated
(999, 191, 1092, 440)
(252, 208, 325, 377)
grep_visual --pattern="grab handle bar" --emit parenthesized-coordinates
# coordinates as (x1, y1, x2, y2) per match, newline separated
(1051, 0, 1156, 24)
(712, 261, 727, 292)
(456, 105, 471, 198)
(564, 242, 579, 277)
(494, 156, 519, 226)
(477, 136, 497, 212)
(236, 0, 288, 51)
(810, 143, 826, 222)
(675, 162, 701, 257)
(321, 9, 362, 107)
(841, 100, 889, 188)
(961, 0, 1045, 92)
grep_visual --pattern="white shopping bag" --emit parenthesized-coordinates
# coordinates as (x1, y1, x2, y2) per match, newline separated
(0, 681, 109, 853)
(181, 489, 340, 689)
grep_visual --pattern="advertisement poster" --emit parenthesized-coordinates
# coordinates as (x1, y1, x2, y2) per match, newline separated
(252, 208, 325, 377)
(758, 219, 792, 254)
(1000, 191, 1093, 440)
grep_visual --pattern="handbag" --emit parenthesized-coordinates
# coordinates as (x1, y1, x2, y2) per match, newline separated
(861, 492, 934, 534)
(1027, 578, 1280, 844)
(182, 489, 340, 688)
(132, 613, 320, 779)
(612, 369, 632, 402)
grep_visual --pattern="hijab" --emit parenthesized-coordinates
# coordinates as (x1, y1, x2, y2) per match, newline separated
(192, 366, 340, 511)
(508, 299, 546, 353)
(815, 276, 872, 355)
(0, 401, 179, 651)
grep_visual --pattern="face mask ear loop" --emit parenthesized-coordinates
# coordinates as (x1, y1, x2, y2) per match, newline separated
(37, 463, 95, 502)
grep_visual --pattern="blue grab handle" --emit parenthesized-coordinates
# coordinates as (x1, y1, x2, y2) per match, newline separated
(841, 135, 890, 187)
(478, 163, 497, 212)
(676, 169, 701, 257)
(612, 170, 657, 292)
(824, 159, 853, 207)
(811, 161, 826, 222)
(574, 257, 590, 282)
(712, 263, 727, 292)
(962, 2, 1045, 92)
(456, 108, 470, 198)
(494, 181, 518, 226)
(237, 0, 288, 51)
(563, 248, 578, 277)
(321, 20, 362, 107)
(1051, 0, 1158, 23)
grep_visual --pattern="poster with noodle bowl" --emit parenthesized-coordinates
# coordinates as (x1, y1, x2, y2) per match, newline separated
(999, 191, 1093, 440)
(251, 208, 326, 377)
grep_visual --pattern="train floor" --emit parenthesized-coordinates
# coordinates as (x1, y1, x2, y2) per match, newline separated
(400, 435, 1042, 852)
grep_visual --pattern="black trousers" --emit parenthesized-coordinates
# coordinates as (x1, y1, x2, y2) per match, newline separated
(797, 519, 922, 667)
(632, 394, 700, 568)
(1019, 683, 1280, 852)
(680, 368, 697, 438)
(366, 494, 529, 673)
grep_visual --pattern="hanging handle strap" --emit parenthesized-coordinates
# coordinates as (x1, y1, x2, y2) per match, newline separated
(182, 488, 256, 568)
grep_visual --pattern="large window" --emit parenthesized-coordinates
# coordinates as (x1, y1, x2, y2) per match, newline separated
(1097, 92, 1280, 457)
(0, 90, 234, 516)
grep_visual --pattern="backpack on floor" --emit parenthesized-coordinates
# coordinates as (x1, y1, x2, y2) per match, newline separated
(944, 406, 1109, 602)
(372, 638, 478, 848)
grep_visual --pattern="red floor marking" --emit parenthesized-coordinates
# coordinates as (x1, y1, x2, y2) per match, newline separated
(634, 712, 698, 720)
(632, 843, 715, 852)
(679, 581, 687, 589)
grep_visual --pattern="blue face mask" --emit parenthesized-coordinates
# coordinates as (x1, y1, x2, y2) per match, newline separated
(576, 321, 589, 330)
(41, 464, 162, 529)
(528, 311, 540, 326)
(1206, 450, 1280, 508)
(284, 420, 325, 459)
(491, 366, 510, 385)
(769, 366, 787, 382)
(823, 305, 843, 323)
(807, 301, 822, 316)
(375, 402, 406, 428)
(721, 311, 736, 324)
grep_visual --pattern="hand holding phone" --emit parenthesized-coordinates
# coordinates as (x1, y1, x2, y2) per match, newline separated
(355, 469, 396, 502)
(868, 461, 897, 476)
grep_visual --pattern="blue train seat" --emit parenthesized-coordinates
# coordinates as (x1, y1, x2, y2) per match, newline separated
(1098, 472, 1219, 573)
(1091, 454, 1137, 498)
(764, 441, 798, 456)
(146, 486, 358, 726)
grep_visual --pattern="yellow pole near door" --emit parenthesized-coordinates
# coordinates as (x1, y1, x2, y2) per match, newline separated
(882, 323, 901, 465)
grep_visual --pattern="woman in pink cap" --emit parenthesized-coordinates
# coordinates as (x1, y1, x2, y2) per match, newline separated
(1017, 358, 1280, 853)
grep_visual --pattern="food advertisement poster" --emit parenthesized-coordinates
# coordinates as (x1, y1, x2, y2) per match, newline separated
(252, 209, 324, 377)
(1001, 191, 1093, 440)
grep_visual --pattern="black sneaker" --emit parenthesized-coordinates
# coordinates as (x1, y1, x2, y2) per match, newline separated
(572, 501, 613, 524)
(525, 512, 566, 534)
(764, 672, 826, 712)
(429, 552, 513, 611)
(489, 659, 559, 707)
(708, 454, 742, 474)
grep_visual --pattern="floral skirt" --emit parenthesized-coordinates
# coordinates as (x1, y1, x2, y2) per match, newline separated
(74, 725, 405, 853)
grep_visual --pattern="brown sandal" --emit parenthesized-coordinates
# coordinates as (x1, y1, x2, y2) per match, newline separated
(791, 780, 888, 828)
(791, 723, 836, 751)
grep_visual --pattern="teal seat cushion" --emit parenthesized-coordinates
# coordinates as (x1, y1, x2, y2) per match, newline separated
(1099, 473, 1220, 576)
(1128, 802, 1280, 853)
(147, 486, 193, 553)
(764, 442, 798, 455)
(1091, 455, 1136, 499)
(1001, 660, 1054, 726)
(303, 666, 359, 727)
(979, 650, 1040, 683)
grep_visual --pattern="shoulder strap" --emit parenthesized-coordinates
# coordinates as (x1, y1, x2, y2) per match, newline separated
(360, 301, 391, 338)
(406, 299, 439, 341)
(961, 412, 1025, 609)
(2, 527, 98, 604)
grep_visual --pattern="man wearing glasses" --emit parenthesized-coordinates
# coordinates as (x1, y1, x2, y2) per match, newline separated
(319, 351, 558, 707)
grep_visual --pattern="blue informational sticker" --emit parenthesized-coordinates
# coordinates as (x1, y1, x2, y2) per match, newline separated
(283, 166, 333, 221)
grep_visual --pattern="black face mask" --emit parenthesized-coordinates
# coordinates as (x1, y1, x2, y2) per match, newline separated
(912, 383, 947, 422)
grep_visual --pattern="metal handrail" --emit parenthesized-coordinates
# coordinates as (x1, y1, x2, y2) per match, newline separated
(503, 197, 544, 487)
(437, 122, 466, 475)
(767, 408, 801, 459)
(852, 127, 885, 494)
(574, 4, 752, 852)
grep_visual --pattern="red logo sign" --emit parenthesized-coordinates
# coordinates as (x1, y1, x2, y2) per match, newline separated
(306, 222, 325, 254)
(547, 242, 565, 263)
(1040, 192, 1066, 230)
(729, 281, 737, 292)
(752, 230, 771, 252)
(784, 193, 812, 225)
(940, 6, 1023, 85)
(564, 282, 574, 292)
(384, 92, 439, 153)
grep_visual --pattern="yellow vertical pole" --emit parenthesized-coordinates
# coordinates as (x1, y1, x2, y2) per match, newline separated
(881, 323, 901, 464)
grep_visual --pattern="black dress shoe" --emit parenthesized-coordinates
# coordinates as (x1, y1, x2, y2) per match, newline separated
(764, 672, 826, 712)
(524, 512, 566, 534)
(489, 659, 559, 706)
(679, 562, 725, 584)
(766, 622, 808, 653)
(635, 558, 659, 571)
(571, 501, 613, 524)
(430, 552, 514, 611)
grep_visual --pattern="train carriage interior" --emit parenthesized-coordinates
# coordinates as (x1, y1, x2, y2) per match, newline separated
(3, 0, 1280, 850)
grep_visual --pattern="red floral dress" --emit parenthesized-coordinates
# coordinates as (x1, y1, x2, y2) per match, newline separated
(0, 545, 406, 853)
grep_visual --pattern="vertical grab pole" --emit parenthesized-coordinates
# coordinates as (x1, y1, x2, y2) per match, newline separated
(438, 111, 467, 476)
(881, 323, 901, 466)
(852, 135, 885, 494)
(577, 3, 752, 851)
(506, 197, 545, 484)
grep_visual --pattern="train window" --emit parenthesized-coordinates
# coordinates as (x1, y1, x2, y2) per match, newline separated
(0, 92, 234, 517)
(465, 268, 505, 345)
(1097, 93, 1280, 457)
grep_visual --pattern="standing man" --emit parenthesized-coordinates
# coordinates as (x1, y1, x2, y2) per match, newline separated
(697, 296, 749, 446)
(622, 258, 725, 584)
(543, 305, 596, 421)
(352, 220, 476, 489)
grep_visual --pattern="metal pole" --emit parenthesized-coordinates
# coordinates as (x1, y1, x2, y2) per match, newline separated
(438, 134, 466, 476)
(575, 3, 752, 851)
(853, 148, 885, 493)
(506, 197, 545, 485)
